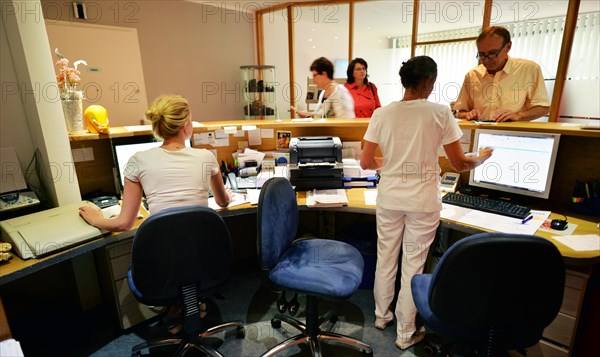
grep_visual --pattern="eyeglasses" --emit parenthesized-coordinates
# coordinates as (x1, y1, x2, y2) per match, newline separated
(476, 42, 508, 60)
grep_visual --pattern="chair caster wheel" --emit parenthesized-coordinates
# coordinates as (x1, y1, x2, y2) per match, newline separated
(362, 351, 373, 357)
(271, 318, 282, 328)
(235, 326, 245, 338)
(423, 345, 437, 355)
(329, 315, 339, 324)
(131, 352, 141, 357)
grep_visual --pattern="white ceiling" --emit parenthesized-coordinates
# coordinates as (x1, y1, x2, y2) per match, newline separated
(185, 0, 321, 13)
(186, 0, 600, 37)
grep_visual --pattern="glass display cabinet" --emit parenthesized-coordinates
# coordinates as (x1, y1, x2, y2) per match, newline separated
(240, 65, 277, 120)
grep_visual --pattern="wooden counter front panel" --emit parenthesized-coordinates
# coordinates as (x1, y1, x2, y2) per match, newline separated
(70, 139, 118, 196)
(550, 135, 600, 205)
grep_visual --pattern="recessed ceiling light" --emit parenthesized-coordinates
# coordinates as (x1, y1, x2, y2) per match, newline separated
(308, 38, 312, 42)
(334, 36, 338, 40)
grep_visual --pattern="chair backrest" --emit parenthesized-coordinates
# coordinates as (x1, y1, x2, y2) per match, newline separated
(429, 232, 565, 332)
(257, 177, 299, 270)
(129, 206, 233, 305)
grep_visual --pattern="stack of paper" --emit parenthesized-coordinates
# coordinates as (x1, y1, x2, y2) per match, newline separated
(306, 189, 348, 208)
(342, 176, 377, 188)
(342, 158, 377, 178)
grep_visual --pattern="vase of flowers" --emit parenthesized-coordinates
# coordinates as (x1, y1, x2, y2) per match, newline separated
(55, 48, 87, 134)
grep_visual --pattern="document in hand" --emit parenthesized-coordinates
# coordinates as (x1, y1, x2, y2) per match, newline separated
(306, 189, 348, 208)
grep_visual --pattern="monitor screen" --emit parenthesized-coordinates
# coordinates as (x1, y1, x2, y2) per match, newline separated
(469, 129, 560, 199)
(112, 136, 191, 192)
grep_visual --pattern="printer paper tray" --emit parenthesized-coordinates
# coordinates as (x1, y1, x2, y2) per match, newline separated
(290, 177, 343, 191)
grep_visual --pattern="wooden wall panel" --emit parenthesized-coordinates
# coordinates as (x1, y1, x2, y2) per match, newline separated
(70, 140, 117, 196)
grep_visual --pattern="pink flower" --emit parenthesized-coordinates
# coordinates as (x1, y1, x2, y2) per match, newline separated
(56, 58, 69, 68)
(54, 48, 86, 99)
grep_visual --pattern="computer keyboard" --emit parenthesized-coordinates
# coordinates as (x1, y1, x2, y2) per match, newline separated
(442, 192, 531, 219)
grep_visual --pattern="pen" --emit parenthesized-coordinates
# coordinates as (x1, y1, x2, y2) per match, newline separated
(521, 215, 533, 224)
(585, 182, 590, 199)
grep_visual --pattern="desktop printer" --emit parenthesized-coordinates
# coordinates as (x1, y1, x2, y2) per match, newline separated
(0, 201, 108, 259)
(289, 136, 343, 190)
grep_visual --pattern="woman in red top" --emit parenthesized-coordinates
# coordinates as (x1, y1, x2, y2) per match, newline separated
(344, 58, 382, 118)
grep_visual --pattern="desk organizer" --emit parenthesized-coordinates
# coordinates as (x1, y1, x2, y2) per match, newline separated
(571, 180, 600, 216)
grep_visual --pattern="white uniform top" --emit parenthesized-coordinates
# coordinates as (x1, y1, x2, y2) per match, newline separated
(313, 83, 355, 119)
(364, 100, 463, 212)
(124, 147, 220, 214)
(454, 57, 550, 120)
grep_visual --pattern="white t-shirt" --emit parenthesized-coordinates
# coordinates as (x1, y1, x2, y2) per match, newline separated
(313, 83, 355, 119)
(124, 147, 220, 214)
(364, 100, 463, 212)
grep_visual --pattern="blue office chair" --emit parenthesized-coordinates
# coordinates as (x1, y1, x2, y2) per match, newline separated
(127, 206, 244, 357)
(411, 232, 565, 356)
(257, 177, 373, 357)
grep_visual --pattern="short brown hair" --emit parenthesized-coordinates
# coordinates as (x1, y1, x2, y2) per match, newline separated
(310, 57, 334, 79)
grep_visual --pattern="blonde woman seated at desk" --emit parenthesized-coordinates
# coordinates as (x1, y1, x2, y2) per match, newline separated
(292, 57, 355, 119)
(79, 94, 233, 232)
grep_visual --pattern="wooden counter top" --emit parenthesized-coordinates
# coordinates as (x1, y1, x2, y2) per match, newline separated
(68, 118, 600, 141)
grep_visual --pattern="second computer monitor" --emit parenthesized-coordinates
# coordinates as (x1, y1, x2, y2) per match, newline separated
(469, 129, 561, 199)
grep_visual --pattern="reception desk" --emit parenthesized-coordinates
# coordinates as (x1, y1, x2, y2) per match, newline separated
(0, 189, 598, 355)
(1, 118, 599, 355)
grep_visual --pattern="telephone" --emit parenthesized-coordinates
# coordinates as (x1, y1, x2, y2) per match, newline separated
(227, 172, 238, 190)
(440, 172, 460, 193)
(90, 195, 119, 209)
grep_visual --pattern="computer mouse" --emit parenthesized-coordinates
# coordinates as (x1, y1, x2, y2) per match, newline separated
(551, 219, 568, 231)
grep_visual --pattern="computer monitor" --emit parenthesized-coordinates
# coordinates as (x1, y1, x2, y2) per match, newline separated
(112, 136, 191, 192)
(469, 129, 561, 199)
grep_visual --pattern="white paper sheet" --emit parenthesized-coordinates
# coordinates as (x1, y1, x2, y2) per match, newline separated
(261, 128, 274, 138)
(552, 234, 600, 252)
(364, 190, 377, 206)
(248, 129, 262, 146)
(208, 192, 249, 210)
(246, 189, 261, 205)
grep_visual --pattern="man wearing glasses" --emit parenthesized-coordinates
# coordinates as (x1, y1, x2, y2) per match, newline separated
(454, 26, 549, 122)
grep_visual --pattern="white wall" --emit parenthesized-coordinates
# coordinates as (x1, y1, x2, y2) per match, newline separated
(41, 0, 256, 123)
